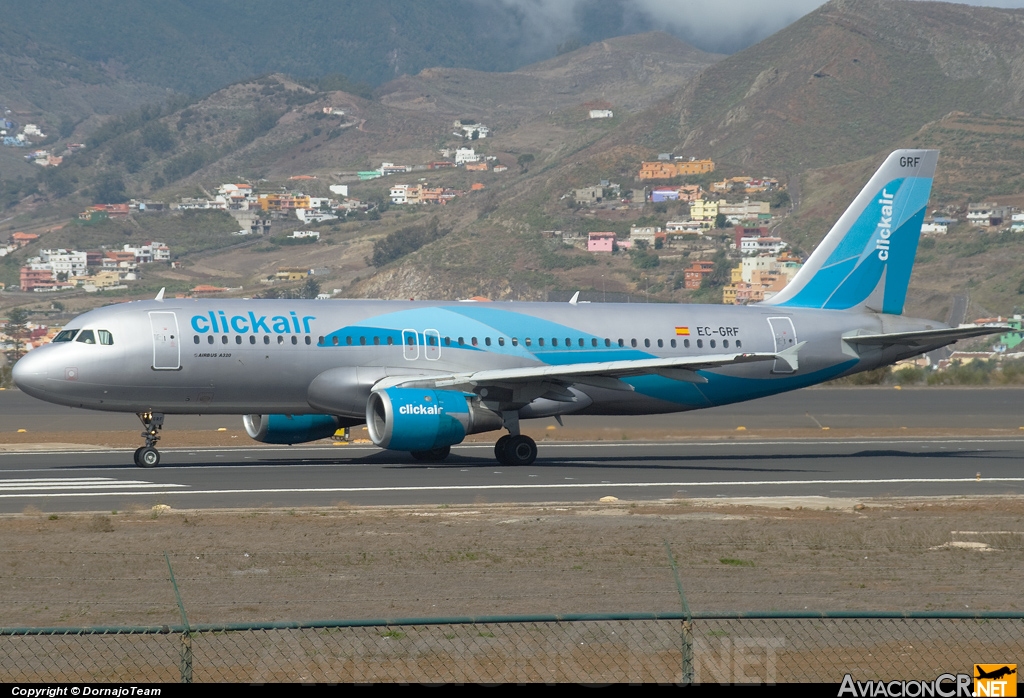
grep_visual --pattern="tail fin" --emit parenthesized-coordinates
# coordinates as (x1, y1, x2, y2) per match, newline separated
(764, 149, 938, 314)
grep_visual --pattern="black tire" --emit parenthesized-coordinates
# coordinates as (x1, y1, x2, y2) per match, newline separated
(494, 435, 512, 464)
(504, 435, 537, 466)
(411, 446, 451, 462)
(133, 447, 145, 467)
(138, 447, 160, 468)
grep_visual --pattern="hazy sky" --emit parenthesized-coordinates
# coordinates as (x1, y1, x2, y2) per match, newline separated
(494, 0, 1024, 54)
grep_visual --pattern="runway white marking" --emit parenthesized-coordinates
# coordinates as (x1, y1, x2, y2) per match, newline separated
(2, 476, 1023, 499)
(0, 477, 186, 497)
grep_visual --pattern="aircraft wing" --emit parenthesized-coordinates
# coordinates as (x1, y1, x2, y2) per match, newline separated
(844, 326, 1010, 349)
(375, 349, 793, 393)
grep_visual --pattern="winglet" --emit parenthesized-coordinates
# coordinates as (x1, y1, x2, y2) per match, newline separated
(569, 291, 580, 305)
(154, 287, 166, 302)
(776, 341, 806, 372)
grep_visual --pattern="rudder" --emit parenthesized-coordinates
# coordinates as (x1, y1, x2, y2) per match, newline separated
(764, 149, 938, 314)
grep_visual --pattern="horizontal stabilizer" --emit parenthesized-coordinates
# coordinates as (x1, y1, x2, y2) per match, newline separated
(844, 326, 1010, 349)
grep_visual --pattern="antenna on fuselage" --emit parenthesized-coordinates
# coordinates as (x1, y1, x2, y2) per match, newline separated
(154, 287, 165, 302)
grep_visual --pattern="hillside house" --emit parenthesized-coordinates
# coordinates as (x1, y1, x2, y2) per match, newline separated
(574, 187, 604, 205)
(589, 110, 613, 119)
(588, 232, 617, 253)
(639, 158, 715, 181)
(683, 260, 715, 290)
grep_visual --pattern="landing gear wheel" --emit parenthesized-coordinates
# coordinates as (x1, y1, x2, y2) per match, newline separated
(499, 435, 537, 466)
(411, 446, 451, 462)
(136, 447, 160, 468)
(494, 435, 512, 464)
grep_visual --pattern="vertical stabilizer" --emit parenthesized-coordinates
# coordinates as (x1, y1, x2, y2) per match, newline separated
(764, 149, 937, 314)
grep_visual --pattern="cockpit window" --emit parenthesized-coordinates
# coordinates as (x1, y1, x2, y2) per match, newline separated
(76, 330, 96, 344)
(53, 330, 78, 343)
(97, 330, 114, 345)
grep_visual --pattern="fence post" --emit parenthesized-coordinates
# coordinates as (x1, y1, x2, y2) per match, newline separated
(164, 552, 193, 683)
(664, 541, 693, 685)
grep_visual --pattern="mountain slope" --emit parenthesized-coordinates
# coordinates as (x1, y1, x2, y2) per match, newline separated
(647, 0, 1024, 173)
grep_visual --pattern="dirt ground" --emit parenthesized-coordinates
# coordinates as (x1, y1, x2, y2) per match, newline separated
(1, 496, 1022, 629)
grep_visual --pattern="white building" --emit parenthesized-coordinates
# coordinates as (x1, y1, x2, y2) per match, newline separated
(123, 242, 170, 264)
(389, 184, 409, 205)
(455, 148, 478, 165)
(739, 236, 787, 256)
(290, 230, 320, 240)
(40, 249, 88, 277)
(296, 209, 337, 223)
(589, 110, 613, 119)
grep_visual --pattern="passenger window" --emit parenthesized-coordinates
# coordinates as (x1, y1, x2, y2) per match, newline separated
(697, 339, 703, 348)
(443, 337, 450, 346)
(235, 335, 242, 345)
(565, 337, 571, 346)
(671, 339, 677, 348)
(305, 336, 311, 345)
(76, 330, 96, 344)
(644, 339, 650, 348)
(359, 336, 366, 346)
(578, 338, 584, 347)
(331, 336, 338, 346)
(592, 339, 598, 347)
(53, 330, 78, 342)
(498, 337, 505, 346)
(684, 339, 690, 348)
(605, 339, 611, 347)
(618, 339, 624, 347)
(538, 338, 545, 347)
(710, 339, 716, 348)
(208, 336, 215, 345)
(222, 335, 228, 344)
(387, 336, 394, 346)
(193, 336, 200, 345)
(736, 340, 742, 348)
(318, 336, 325, 345)
(524, 338, 531, 347)
(511, 338, 519, 346)
(373, 336, 380, 345)
(458, 337, 465, 346)
(631, 339, 637, 348)
(278, 335, 285, 344)
(552, 338, 558, 347)
(250, 336, 257, 345)
(657, 339, 663, 348)
(723, 340, 729, 348)
(348, 336, 354, 345)
(292, 336, 298, 345)
(472, 337, 479, 346)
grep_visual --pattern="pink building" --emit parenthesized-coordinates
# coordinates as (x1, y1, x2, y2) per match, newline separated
(587, 232, 617, 252)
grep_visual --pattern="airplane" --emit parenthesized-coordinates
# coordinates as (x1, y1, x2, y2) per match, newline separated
(12, 149, 1006, 468)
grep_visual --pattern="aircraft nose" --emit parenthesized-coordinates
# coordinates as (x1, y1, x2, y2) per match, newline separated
(12, 349, 50, 398)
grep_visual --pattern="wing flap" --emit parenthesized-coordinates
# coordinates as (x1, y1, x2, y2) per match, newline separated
(381, 351, 779, 393)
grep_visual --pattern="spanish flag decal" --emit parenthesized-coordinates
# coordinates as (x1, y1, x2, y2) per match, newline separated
(675, 327, 690, 336)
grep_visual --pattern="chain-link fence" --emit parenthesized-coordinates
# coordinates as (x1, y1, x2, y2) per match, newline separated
(3, 612, 1022, 683)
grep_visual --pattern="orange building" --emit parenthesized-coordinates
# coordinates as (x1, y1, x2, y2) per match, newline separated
(639, 159, 715, 181)
(683, 260, 716, 289)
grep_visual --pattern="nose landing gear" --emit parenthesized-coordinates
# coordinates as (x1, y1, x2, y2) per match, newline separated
(134, 412, 164, 468)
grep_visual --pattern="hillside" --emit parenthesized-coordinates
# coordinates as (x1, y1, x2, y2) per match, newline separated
(632, 0, 1024, 175)
(4, 1, 1024, 326)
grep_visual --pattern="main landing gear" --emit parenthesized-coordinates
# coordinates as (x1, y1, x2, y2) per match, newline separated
(134, 412, 164, 468)
(494, 434, 537, 466)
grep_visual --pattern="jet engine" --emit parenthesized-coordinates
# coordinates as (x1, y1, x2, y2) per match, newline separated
(243, 413, 347, 445)
(366, 388, 503, 451)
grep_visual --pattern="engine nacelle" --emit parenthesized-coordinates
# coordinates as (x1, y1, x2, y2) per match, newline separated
(366, 388, 503, 451)
(243, 413, 343, 445)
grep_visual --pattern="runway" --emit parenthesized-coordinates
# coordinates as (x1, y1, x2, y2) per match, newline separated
(2, 437, 1023, 512)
